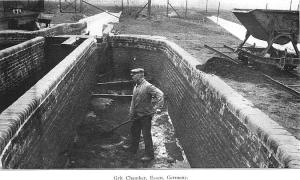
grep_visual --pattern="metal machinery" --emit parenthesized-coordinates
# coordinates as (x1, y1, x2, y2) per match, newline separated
(0, 0, 48, 30)
(232, 9, 299, 70)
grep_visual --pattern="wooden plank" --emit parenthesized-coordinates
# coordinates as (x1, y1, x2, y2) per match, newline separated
(91, 94, 133, 101)
(61, 36, 78, 46)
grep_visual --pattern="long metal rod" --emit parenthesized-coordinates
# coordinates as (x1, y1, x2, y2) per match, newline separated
(168, 3, 181, 18)
(223, 45, 300, 98)
(82, 0, 120, 18)
(107, 119, 133, 133)
(263, 74, 300, 98)
(135, 2, 148, 17)
(91, 94, 133, 98)
(204, 44, 239, 64)
(223, 44, 235, 51)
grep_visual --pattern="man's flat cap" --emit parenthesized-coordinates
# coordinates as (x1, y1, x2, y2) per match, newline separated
(130, 68, 144, 74)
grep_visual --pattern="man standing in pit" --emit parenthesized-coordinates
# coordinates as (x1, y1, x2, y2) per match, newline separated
(123, 68, 164, 161)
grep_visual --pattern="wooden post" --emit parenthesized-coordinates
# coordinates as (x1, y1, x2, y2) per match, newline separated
(206, 0, 208, 13)
(59, 0, 62, 12)
(289, 0, 292, 10)
(80, 0, 82, 12)
(266, 3, 268, 10)
(167, 0, 169, 17)
(122, 0, 123, 12)
(298, 3, 299, 10)
(148, 0, 151, 18)
(217, 1, 220, 23)
(185, 0, 187, 18)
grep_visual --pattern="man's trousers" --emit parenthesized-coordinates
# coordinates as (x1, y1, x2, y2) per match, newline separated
(130, 115, 154, 157)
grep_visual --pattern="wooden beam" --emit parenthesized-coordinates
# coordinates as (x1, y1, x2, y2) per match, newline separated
(91, 94, 133, 101)
(96, 80, 134, 90)
(61, 36, 78, 46)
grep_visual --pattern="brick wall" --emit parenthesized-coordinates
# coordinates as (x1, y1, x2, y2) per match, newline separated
(1, 34, 299, 168)
(0, 37, 100, 168)
(0, 36, 45, 112)
(108, 35, 300, 168)
(0, 21, 86, 45)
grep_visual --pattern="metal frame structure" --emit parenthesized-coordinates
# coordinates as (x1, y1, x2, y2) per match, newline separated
(59, 0, 82, 13)
(0, 0, 45, 30)
(233, 9, 300, 70)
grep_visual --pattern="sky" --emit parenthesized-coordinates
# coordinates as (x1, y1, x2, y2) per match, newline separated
(87, 0, 300, 10)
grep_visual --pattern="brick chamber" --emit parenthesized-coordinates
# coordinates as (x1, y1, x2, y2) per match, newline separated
(0, 34, 299, 168)
(0, 37, 102, 168)
(107, 35, 300, 168)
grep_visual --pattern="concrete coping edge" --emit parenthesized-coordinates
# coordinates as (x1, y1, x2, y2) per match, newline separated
(0, 21, 87, 36)
(0, 37, 97, 161)
(0, 36, 45, 60)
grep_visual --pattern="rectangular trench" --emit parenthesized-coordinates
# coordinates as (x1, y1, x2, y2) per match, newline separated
(64, 77, 189, 168)
(1, 34, 298, 168)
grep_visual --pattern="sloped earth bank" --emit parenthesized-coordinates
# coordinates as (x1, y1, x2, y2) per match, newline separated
(64, 98, 190, 168)
(113, 10, 300, 140)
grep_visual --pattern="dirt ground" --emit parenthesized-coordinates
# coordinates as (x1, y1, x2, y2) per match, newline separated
(64, 98, 190, 168)
(112, 8, 300, 139)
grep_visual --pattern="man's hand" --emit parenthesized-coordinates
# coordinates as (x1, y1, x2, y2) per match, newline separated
(128, 112, 134, 120)
(155, 109, 162, 114)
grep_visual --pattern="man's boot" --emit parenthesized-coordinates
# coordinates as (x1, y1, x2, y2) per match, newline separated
(122, 144, 136, 154)
(141, 154, 154, 161)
